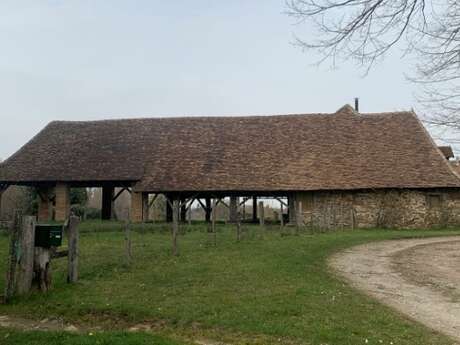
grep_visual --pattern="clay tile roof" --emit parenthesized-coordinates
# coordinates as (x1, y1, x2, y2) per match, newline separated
(439, 146, 454, 159)
(1, 105, 460, 192)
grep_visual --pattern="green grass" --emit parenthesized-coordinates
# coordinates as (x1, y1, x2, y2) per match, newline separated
(0, 329, 182, 345)
(0, 222, 459, 344)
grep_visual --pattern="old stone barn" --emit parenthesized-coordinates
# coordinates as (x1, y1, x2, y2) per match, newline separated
(1, 104, 460, 229)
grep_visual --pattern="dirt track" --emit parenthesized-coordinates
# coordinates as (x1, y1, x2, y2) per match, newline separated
(330, 236, 460, 343)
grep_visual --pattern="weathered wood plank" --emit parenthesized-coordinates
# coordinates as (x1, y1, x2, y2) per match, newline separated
(16, 216, 36, 295)
(4, 211, 21, 303)
(34, 247, 51, 292)
(67, 215, 80, 283)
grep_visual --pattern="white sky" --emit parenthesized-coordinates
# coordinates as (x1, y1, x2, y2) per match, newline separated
(0, 1, 429, 160)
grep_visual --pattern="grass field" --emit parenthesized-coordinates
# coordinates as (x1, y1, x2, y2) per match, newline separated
(0, 221, 459, 344)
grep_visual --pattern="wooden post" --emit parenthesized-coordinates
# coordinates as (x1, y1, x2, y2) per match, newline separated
(258, 201, 265, 227)
(16, 216, 35, 295)
(4, 211, 22, 303)
(205, 197, 211, 222)
(236, 204, 242, 242)
(229, 196, 238, 223)
(280, 203, 284, 227)
(188, 204, 192, 226)
(211, 199, 217, 246)
(142, 193, 149, 222)
(180, 198, 187, 223)
(67, 215, 80, 283)
(288, 194, 297, 225)
(252, 196, 258, 223)
(124, 220, 132, 265)
(172, 198, 179, 256)
(34, 247, 51, 292)
(101, 186, 114, 220)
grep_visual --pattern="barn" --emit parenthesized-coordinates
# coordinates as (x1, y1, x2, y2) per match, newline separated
(1, 104, 460, 229)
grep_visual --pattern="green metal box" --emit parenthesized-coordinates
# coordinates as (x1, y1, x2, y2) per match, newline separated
(35, 224, 63, 248)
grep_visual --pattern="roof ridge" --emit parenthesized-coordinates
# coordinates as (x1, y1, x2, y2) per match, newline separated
(47, 110, 414, 124)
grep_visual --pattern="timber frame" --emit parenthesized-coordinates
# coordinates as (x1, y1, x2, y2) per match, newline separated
(2, 106, 460, 226)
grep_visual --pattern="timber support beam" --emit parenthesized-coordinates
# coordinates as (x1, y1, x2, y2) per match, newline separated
(101, 186, 115, 220)
(229, 196, 239, 223)
(252, 196, 258, 223)
(205, 197, 211, 223)
(180, 198, 187, 222)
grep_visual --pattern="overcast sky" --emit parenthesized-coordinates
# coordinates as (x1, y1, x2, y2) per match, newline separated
(0, 1, 422, 160)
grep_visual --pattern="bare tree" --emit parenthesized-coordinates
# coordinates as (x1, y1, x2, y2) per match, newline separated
(287, 0, 460, 130)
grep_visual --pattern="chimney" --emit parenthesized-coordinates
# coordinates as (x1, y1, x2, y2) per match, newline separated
(354, 98, 359, 112)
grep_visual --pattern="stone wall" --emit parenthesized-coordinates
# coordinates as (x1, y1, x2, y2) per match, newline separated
(295, 189, 460, 230)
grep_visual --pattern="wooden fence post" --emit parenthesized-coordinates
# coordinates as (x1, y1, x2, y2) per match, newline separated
(34, 247, 51, 292)
(172, 198, 179, 256)
(258, 201, 265, 227)
(280, 203, 284, 227)
(211, 199, 217, 246)
(67, 215, 80, 283)
(124, 219, 132, 265)
(4, 211, 22, 302)
(16, 216, 35, 295)
(236, 208, 242, 242)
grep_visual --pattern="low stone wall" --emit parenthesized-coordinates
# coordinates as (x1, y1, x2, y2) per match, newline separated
(295, 189, 460, 230)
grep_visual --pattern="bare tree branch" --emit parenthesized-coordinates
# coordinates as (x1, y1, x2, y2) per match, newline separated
(288, 0, 460, 137)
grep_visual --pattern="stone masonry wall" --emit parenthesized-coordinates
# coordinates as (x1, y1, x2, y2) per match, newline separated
(296, 189, 460, 230)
